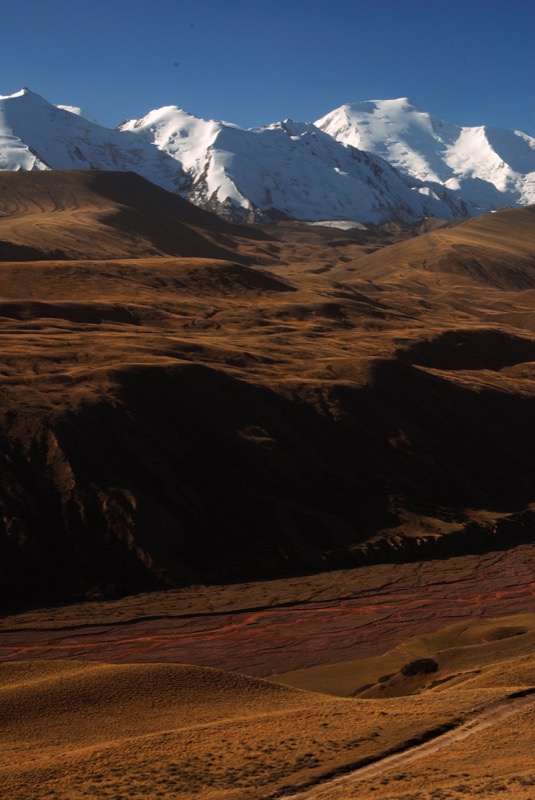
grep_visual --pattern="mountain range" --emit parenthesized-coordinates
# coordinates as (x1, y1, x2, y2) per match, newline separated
(1, 88, 533, 225)
(1, 91, 535, 800)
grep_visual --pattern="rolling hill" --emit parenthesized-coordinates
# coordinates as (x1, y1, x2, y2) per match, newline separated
(0, 171, 534, 602)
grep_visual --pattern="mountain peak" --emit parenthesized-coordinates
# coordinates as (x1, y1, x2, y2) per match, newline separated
(327, 97, 421, 116)
(316, 98, 535, 206)
(56, 105, 99, 124)
(0, 89, 534, 222)
(1, 87, 39, 100)
(383, 96, 419, 108)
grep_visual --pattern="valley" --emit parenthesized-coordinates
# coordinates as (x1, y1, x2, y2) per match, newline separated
(0, 169, 534, 798)
(2, 559, 535, 799)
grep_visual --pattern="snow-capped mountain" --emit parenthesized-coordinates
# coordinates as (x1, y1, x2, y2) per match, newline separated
(0, 88, 188, 193)
(316, 98, 535, 211)
(118, 106, 468, 223)
(0, 88, 533, 226)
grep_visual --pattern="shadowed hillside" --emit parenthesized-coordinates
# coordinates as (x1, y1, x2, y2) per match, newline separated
(0, 169, 268, 262)
(1, 172, 535, 602)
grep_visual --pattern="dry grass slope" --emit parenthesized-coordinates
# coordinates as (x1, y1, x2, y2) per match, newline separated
(1, 179, 534, 796)
(0, 172, 535, 605)
(0, 189, 535, 599)
(1, 636, 535, 800)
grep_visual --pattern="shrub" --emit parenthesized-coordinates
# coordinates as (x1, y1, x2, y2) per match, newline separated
(400, 658, 438, 677)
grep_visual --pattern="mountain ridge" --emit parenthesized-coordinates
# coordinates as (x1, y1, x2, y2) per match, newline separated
(1, 88, 533, 225)
(316, 97, 535, 210)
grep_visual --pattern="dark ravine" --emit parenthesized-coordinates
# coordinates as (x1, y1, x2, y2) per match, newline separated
(2, 357, 535, 604)
(1, 172, 535, 605)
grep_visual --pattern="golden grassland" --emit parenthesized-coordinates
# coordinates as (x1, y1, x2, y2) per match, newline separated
(2, 608, 535, 800)
(311, 691, 535, 800)
(1, 173, 535, 602)
(2, 173, 535, 798)
(275, 612, 535, 697)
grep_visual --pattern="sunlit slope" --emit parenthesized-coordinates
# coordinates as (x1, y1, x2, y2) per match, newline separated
(341, 205, 535, 289)
(317, 97, 535, 210)
(2, 647, 535, 800)
(276, 612, 535, 697)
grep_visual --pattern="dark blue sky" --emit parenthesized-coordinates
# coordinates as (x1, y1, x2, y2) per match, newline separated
(2, 0, 533, 134)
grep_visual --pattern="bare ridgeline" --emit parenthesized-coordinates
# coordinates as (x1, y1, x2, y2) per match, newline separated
(0, 165, 535, 800)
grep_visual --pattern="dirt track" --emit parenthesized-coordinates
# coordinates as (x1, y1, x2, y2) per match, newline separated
(280, 690, 535, 799)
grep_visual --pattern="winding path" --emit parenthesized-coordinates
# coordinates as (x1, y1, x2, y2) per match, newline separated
(280, 690, 535, 799)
